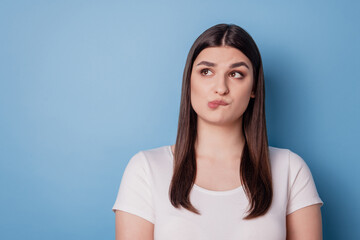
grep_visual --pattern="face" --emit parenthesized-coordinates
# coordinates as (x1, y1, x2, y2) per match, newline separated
(190, 46, 255, 126)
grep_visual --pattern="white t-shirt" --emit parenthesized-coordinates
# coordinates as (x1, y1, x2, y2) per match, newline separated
(112, 145, 324, 240)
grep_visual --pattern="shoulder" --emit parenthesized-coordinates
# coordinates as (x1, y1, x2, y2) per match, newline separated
(268, 145, 290, 160)
(139, 145, 172, 165)
(140, 145, 172, 159)
(121, 145, 172, 186)
(268, 145, 308, 173)
(131, 145, 173, 173)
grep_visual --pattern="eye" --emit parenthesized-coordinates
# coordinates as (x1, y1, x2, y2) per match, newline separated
(200, 68, 213, 76)
(230, 71, 244, 79)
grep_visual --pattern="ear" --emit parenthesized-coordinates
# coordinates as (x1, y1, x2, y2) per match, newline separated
(250, 91, 255, 98)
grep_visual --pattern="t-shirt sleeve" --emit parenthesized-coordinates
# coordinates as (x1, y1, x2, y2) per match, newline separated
(286, 150, 324, 215)
(112, 151, 155, 224)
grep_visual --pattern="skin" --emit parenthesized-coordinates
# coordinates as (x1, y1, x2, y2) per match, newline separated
(286, 203, 323, 240)
(115, 210, 154, 240)
(190, 46, 254, 164)
(189, 46, 255, 190)
(115, 46, 322, 239)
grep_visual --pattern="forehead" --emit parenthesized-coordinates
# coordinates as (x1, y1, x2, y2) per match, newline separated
(193, 46, 252, 68)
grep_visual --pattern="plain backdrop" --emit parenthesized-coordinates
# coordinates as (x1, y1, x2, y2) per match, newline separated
(0, 0, 359, 239)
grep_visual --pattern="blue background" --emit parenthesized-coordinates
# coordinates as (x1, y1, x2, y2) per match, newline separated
(1, 0, 359, 239)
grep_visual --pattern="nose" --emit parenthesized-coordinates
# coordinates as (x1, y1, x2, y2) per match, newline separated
(215, 75, 229, 95)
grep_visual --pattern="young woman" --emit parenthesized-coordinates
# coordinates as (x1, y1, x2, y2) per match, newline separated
(112, 23, 324, 240)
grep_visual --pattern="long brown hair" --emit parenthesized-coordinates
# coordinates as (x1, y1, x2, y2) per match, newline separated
(169, 23, 272, 220)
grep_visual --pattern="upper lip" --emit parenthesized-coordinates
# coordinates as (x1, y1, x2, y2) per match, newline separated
(209, 99, 229, 105)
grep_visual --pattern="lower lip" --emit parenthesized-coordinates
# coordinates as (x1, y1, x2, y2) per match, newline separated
(208, 102, 227, 108)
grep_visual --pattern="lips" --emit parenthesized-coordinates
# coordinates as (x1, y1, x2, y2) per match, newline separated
(208, 100, 229, 108)
(210, 100, 228, 105)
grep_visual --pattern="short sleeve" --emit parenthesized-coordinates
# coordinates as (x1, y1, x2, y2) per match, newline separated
(286, 150, 324, 215)
(112, 151, 155, 224)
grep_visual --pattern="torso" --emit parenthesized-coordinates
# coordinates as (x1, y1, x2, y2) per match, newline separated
(171, 144, 242, 191)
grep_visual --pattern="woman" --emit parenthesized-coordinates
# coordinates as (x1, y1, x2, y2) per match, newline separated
(112, 23, 324, 240)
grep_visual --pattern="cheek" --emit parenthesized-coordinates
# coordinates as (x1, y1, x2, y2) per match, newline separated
(233, 83, 254, 109)
(238, 75, 254, 97)
(190, 78, 207, 109)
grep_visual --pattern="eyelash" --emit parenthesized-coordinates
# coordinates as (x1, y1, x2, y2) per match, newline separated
(199, 68, 244, 78)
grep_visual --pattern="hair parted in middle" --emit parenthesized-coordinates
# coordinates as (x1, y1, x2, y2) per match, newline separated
(169, 23, 272, 220)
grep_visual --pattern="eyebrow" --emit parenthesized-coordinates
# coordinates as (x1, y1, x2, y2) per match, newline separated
(196, 61, 249, 69)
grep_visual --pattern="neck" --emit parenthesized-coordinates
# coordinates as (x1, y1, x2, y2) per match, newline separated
(195, 116, 245, 165)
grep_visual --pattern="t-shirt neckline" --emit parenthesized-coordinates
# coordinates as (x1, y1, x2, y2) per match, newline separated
(166, 145, 244, 196)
